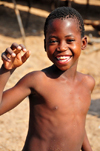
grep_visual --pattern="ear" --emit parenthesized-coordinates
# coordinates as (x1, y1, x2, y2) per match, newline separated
(44, 39, 46, 51)
(81, 36, 87, 50)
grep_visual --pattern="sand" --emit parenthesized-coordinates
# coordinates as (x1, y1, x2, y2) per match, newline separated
(0, 0, 100, 150)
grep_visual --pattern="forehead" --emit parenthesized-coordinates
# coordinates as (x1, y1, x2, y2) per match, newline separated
(46, 18, 80, 36)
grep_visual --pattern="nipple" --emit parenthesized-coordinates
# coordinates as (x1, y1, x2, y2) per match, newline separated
(53, 106, 58, 110)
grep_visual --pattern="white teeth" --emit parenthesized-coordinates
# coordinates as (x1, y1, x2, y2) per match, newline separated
(57, 56, 70, 60)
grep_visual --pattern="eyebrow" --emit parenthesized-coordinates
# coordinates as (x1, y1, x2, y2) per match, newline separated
(65, 34, 74, 38)
(48, 35, 58, 39)
(48, 35, 74, 39)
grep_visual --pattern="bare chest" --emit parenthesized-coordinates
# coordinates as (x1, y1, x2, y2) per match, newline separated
(45, 84, 90, 115)
(31, 80, 91, 116)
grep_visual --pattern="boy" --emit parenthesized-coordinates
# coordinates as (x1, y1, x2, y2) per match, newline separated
(0, 7, 95, 151)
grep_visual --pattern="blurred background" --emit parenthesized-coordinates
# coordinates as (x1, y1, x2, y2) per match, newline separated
(0, 0, 100, 150)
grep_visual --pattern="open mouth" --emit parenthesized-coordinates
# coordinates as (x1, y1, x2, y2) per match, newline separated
(56, 56, 71, 62)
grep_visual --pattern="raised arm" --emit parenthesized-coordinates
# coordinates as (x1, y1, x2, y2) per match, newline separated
(0, 43, 31, 115)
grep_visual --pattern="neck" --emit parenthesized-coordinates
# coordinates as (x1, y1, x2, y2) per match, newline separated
(53, 61, 78, 81)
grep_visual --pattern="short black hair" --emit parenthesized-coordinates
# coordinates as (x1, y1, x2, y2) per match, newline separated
(44, 6, 84, 38)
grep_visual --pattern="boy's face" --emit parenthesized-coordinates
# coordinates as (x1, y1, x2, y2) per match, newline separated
(45, 18, 87, 71)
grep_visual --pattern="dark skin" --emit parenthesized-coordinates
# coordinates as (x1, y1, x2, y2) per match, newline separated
(0, 18, 95, 151)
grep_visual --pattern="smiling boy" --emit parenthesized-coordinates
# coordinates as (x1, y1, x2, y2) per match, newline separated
(0, 7, 95, 151)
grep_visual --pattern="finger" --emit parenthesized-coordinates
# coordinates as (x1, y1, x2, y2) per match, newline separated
(5, 47, 16, 57)
(1, 52, 11, 62)
(11, 43, 26, 52)
(21, 51, 30, 63)
(10, 43, 22, 54)
(19, 44, 26, 52)
(11, 43, 27, 54)
(11, 43, 19, 50)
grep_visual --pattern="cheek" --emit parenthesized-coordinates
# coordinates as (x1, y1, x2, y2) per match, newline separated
(46, 52, 54, 63)
(73, 42, 81, 55)
(46, 47, 56, 63)
(47, 50, 54, 60)
(46, 46, 53, 57)
(46, 44, 56, 55)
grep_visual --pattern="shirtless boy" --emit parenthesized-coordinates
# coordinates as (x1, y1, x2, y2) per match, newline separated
(0, 7, 95, 151)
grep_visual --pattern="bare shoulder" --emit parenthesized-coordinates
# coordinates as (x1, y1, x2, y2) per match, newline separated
(24, 70, 47, 84)
(78, 72, 95, 93)
(21, 68, 49, 91)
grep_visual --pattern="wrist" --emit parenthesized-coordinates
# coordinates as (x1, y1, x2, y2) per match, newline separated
(1, 64, 15, 74)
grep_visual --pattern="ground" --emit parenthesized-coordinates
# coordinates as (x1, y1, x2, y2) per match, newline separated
(0, 0, 100, 150)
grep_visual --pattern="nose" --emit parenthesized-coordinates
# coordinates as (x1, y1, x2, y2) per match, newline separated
(57, 41, 68, 52)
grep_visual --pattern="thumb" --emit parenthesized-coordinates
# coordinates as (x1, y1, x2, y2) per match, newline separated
(21, 50, 31, 63)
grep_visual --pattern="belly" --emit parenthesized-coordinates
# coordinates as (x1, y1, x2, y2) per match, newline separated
(22, 115, 85, 151)
(23, 95, 86, 151)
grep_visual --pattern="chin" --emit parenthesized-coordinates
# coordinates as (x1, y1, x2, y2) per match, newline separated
(56, 66, 69, 71)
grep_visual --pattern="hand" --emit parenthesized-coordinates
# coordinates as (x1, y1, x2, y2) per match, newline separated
(1, 43, 30, 70)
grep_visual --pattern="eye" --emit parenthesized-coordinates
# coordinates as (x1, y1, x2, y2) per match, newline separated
(49, 39, 58, 44)
(66, 39, 75, 43)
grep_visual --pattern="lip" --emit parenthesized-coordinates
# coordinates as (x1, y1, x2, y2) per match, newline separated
(56, 55, 72, 64)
